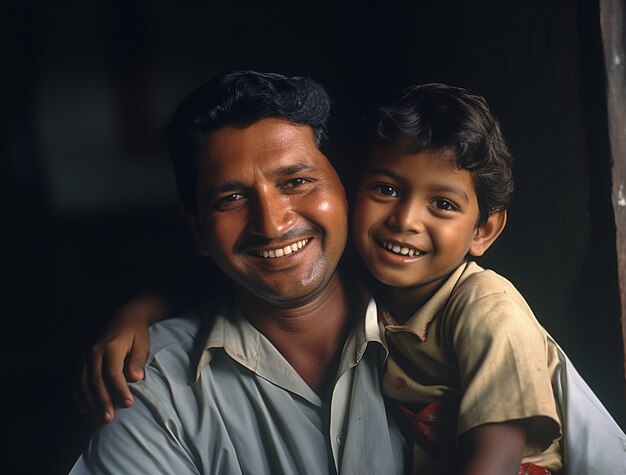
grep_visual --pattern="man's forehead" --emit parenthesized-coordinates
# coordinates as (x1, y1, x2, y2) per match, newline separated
(204, 118, 316, 151)
(197, 119, 331, 172)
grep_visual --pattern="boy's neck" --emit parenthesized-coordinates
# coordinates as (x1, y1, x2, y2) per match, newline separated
(377, 272, 453, 324)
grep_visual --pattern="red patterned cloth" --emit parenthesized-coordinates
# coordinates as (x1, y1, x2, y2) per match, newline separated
(393, 398, 457, 461)
(394, 398, 552, 474)
(518, 462, 551, 475)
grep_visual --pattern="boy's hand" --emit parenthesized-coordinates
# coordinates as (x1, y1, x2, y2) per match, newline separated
(74, 294, 169, 424)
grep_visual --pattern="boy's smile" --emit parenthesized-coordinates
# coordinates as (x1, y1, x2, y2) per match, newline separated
(352, 147, 484, 302)
(378, 239, 424, 258)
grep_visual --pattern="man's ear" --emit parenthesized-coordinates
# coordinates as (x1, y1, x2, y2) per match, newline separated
(469, 210, 507, 257)
(182, 205, 211, 257)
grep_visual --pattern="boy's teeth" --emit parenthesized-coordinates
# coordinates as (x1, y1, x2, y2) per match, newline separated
(381, 240, 421, 257)
(257, 239, 309, 258)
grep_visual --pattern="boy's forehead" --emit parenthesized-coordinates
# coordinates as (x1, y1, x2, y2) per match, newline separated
(367, 145, 455, 167)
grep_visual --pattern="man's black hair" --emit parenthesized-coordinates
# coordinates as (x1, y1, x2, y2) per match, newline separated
(165, 70, 331, 214)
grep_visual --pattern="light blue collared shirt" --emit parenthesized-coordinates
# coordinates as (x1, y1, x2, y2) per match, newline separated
(71, 298, 408, 474)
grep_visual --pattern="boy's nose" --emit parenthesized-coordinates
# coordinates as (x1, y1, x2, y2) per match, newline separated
(250, 187, 296, 238)
(385, 201, 424, 234)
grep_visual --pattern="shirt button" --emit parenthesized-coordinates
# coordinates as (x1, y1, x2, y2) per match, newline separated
(336, 433, 345, 445)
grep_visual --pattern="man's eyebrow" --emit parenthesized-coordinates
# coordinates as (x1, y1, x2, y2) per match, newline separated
(205, 181, 243, 198)
(275, 163, 316, 177)
(364, 166, 469, 202)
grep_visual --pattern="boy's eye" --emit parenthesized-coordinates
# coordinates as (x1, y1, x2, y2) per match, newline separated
(374, 184, 398, 197)
(430, 198, 458, 211)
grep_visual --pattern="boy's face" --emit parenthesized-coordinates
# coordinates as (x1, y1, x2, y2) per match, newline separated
(352, 147, 482, 292)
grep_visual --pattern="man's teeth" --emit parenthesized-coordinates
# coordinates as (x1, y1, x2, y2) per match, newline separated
(257, 239, 309, 258)
(380, 240, 422, 257)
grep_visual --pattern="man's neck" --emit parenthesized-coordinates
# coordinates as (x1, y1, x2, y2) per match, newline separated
(237, 272, 361, 395)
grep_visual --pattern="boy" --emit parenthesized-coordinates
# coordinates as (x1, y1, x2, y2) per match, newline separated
(352, 83, 562, 474)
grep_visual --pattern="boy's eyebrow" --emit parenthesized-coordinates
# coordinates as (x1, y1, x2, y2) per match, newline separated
(364, 166, 470, 202)
(432, 185, 469, 202)
(363, 166, 404, 181)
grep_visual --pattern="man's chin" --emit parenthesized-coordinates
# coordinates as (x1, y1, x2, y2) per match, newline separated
(237, 275, 332, 309)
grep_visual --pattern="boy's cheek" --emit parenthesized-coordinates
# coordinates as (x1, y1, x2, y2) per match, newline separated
(351, 204, 372, 237)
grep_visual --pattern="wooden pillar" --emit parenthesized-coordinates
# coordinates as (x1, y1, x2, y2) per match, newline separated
(600, 0, 626, 380)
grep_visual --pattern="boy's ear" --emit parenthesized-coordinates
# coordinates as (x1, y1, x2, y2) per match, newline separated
(469, 210, 507, 257)
(182, 205, 211, 257)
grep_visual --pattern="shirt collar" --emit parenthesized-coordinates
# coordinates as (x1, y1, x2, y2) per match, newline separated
(381, 261, 472, 341)
(336, 297, 388, 376)
(194, 295, 387, 382)
(194, 299, 260, 381)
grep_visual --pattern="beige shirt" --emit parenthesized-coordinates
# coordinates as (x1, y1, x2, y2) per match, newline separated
(381, 261, 562, 472)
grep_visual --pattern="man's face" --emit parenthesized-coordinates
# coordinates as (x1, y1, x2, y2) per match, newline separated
(188, 118, 348, 307)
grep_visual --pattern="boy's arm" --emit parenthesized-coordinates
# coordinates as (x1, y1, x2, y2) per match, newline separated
(459, 421, 526, 475)
(74, 293, 171, 424)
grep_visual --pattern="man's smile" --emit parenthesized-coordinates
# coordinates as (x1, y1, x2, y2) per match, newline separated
(254, 238, 310, 258)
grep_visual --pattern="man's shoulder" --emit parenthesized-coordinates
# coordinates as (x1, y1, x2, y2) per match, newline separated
(149, 312, 205, 354)
(134, 308, 214, 390)
(72, 311, 217, 475)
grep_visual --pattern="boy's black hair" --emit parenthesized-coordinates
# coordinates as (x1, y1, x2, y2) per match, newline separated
(165, 70, 332, 214)
(372, 83, 514, 226)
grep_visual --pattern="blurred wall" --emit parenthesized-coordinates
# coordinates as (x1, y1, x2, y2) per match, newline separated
(4, 1, 624, 472)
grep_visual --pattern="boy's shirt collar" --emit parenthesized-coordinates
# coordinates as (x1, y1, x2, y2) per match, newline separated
(379, 261, 473, 340)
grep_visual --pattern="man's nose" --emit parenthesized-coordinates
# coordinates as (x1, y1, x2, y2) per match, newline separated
(250, 187, 296, 238)
(385, 200, 424, 234)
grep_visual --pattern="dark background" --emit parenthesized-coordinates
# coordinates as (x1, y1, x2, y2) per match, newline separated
(4, 1, 625, 473)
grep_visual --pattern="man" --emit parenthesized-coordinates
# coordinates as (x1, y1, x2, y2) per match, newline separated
(70, 71, 408, 474)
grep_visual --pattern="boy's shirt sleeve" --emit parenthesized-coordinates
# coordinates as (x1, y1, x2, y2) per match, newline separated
(446, 270, 561, 453)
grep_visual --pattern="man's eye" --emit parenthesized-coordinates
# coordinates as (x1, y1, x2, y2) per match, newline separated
(374, 184, 398, 197)
(282, 178, 312, 188)
(431, 199, 457, 211)
(214, 193, 245, 210)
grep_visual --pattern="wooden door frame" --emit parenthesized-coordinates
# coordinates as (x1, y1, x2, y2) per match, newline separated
(600, 0, 626, 381)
